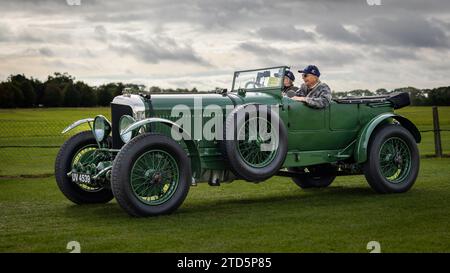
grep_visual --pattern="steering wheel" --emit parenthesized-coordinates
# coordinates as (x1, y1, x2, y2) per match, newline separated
(244, 81, 261, 89)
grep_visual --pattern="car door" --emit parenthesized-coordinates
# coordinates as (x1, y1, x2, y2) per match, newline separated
(285, 98, 330, 151)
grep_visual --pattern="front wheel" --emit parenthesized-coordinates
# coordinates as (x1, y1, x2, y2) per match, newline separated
(363, 125, 420, 193)
(55, 131, 114, 204)
(111, 133, 191, 217)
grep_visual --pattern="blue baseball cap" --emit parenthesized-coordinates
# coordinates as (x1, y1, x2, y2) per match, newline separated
(284, 70, 295, 81)
(298, 65, 320, 77)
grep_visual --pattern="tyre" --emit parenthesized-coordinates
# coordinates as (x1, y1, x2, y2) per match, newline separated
(288, 164, 337, 189)
(55, 131, 114, 204)
(111, 133, 191, 217)
(222, 104, 288, 182)
(363, 124, 420, 193)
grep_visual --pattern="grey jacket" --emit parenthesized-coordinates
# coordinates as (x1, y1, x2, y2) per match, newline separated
(296, 81, 332, 109)
(282, 85, 299, 97)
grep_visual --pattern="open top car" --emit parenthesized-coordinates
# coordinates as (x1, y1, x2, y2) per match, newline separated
(55, 66, 421, 217)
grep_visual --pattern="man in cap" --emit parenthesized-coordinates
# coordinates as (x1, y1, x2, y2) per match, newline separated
(291, 65, 332, 109)
(282, 70, 299, 96)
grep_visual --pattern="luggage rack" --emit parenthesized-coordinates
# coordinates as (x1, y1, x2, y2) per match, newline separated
(334, 92, 410, 109)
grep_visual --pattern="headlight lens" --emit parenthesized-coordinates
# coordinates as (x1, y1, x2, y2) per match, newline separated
(119, 115, 136, 143)
(93, 115, 111, 142)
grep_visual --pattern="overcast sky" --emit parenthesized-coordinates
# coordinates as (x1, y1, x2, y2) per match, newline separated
(0, 0, 449, 92)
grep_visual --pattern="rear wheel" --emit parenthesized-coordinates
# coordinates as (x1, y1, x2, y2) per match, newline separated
(111, 133, 191, 217)
(363, 125, 419, 193)
(288, 164, 337, 189)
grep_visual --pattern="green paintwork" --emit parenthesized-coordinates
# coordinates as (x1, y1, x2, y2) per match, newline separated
(64, 66, 421, 183)
(354, 113, 421, 163)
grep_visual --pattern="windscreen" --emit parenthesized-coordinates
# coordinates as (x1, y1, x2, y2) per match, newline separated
(233, 67, 285, 90)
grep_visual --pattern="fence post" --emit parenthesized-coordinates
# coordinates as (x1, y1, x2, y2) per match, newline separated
(432, 106, 442, 158)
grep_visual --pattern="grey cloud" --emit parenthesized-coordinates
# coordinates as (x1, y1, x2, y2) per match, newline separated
(239, 42, 361, 68)
(315, 15, 450, 49)
(255, 26, 315, 41)
(0, 25, 12, 42)
(370, 47, 418, 61)
(293, 48, 362, 67)
(360, 16, 450, 49)
(94, 25, 107, 41)
(239, 42, 282, 56)
(110, 34, 210, 66)
(315, 22, 364, 44)
(39, 47, 54, 57)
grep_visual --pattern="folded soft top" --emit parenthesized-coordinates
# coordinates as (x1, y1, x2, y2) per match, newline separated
(334, 92, 410, 109)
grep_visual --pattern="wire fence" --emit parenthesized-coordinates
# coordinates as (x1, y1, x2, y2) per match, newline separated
(0, 121, 88, 177)
(0, 108, 449, 177)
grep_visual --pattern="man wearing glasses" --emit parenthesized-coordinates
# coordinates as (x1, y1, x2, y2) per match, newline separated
(291, 65, 332, 109)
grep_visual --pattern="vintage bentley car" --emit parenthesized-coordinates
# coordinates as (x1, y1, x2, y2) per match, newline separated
(56, 66, 420, 217)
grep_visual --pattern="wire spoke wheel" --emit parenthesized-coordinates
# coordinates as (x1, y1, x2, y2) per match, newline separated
(131, 149, 180, 206)
(363, 125, 419, 194)
(237, 117, 277, 168)
(71, 144, 103, 192)
(378, 137, 412, 184)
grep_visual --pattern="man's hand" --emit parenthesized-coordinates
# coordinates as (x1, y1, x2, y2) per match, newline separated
(292, 96, 307, 102)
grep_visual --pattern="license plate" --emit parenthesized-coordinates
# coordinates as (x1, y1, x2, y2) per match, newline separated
(71, 173, 92, 184)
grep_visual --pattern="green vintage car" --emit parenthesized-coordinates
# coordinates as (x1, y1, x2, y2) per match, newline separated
(55, 66, 421, 217)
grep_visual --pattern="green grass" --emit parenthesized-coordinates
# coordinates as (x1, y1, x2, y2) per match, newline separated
(0, 108, 110, 176)
(1, 157, 449, 252)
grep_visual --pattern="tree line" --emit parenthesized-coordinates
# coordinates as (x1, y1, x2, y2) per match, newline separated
(0, 73, 449, 108)
(0, 73, 204, 108)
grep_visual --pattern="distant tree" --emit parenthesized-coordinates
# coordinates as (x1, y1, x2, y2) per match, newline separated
(46, 72, 75, 86)
(191, 87, 198, 93)
(76, 81, 97, 107)
(42, 83, 63, 107)
(97, 87, 113, 106)
(0, 82, 16, 108)
(428, 86, 450, 106)
(375, 88, 389, 95)
(63, 83, 81, 107)
(20, 81, 36, 107)
(31, 78, 45, 105)
(13, 84, 24, 107)
(8, 74, 35, 107)
(122, 83, 144, 94)
(149, 86, 162, 93)
(348, 89, 373, 97)
(8, 74, 28, 86)
(332, 91, 348, 98)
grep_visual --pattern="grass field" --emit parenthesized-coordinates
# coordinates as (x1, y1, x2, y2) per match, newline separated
(1, 157, 449, 252)
(0, 106, 449, 252)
